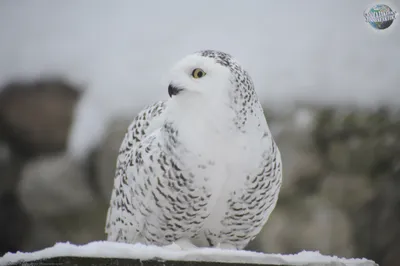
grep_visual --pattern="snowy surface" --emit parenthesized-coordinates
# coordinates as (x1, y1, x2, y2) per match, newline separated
(0, 241, 377, 266)
(0, 1, 399, 159)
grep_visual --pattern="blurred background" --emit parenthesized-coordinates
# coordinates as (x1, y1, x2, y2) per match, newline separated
(0, 1, 399, 265)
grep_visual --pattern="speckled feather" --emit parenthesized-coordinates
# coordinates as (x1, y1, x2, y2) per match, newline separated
(105, 50, 282, 250)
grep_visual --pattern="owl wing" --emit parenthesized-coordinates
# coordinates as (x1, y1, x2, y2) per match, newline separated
(219, 139, 283, 249)
(105, 100, 167, 242)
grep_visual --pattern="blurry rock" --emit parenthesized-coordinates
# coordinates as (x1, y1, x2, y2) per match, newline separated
(381, 242, 400, 266)
(21, 217, 63, 252)
(355, 171, 400, 265)
(0, 192, 30, 256)
(270, 106, 316, 149)
(311, 106, 400, 266)
(312, 107, 400, 175)
(0, 133, 27, 256)
(0, 79, 81, 158)
(17, 154, 96, 217)
(50, 202, 108, 244)
(251, 196, 354, 258)
(0, 140, 23, 196)
(272, 107, 325, 198)
(22, 203, 108, 252)
(320, 173, 375, 212)
(93, 117, 132, 202)
(278, 148, 324, 198)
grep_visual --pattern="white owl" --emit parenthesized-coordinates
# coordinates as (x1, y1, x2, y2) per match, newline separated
(105, 50, 282, 250)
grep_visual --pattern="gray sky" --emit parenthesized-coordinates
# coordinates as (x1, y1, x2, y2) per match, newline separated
(0, 0, 399, 114)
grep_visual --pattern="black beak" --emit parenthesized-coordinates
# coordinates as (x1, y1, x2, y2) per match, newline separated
(168, 84, 183, 97)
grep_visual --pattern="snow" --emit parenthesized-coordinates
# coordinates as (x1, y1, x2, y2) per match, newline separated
(0, 0, 399, 159)
(0, 241, 377, 266)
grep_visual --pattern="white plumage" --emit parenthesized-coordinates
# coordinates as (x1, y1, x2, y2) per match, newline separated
(105, 50, 282, 250)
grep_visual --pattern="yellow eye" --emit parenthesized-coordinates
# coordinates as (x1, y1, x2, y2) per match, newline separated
(191, 68, 206, 79)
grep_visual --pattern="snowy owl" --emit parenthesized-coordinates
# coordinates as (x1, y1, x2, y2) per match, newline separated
(105, 50, 282, 250)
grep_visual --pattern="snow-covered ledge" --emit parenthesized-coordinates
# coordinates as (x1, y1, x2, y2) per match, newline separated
(0, 241, 377, 266)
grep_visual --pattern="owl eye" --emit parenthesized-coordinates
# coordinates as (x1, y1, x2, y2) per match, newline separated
(191, 68, 206, 79)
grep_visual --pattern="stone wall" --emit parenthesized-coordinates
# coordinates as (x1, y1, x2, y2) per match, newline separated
(0, 79, 398, 266)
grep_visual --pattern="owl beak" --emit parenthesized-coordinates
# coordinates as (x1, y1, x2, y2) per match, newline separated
(168, 84, 183, 97)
